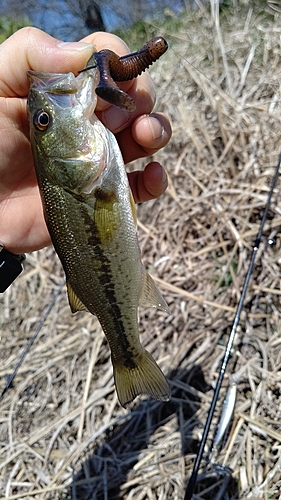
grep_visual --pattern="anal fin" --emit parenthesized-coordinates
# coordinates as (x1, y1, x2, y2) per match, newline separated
(67, 282, 90, 313)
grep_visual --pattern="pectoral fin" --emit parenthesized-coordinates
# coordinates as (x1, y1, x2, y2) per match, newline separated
(93, 188, 120, 245)
(67, 282, 90, 313)
(139, 270, 171, 314)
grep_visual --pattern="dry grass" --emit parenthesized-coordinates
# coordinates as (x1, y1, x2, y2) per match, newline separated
(1, 2, 281, 499)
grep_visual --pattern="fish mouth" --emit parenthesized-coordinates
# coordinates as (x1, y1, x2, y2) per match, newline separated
(27, 71, 78, 94)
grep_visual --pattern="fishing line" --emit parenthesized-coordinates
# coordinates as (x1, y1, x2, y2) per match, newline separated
(184, 153, 281, 500)
(0, 280, 65, 401)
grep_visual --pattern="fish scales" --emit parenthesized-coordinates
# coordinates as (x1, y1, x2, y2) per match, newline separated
(40, 135, 142, 362)
(27, 52, 171, 407)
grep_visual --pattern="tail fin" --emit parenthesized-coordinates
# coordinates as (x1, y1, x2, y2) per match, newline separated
(113, 349, 171, 408)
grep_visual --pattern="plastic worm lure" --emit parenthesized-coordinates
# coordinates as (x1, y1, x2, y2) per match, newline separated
(79, 36, 168, 111)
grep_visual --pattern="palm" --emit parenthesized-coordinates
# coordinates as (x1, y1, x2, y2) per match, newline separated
(0, 97, 49, 253)
(0, 28, 171, 255)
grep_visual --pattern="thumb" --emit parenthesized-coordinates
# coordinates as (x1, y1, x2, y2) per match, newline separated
(0, 27, 95, 97)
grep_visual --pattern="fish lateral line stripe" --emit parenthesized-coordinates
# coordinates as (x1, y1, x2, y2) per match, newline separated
(80, 207, 137, 358)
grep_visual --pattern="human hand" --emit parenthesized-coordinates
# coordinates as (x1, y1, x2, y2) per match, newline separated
(0, 28, 171, 254)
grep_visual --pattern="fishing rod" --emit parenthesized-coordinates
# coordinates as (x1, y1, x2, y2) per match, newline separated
(184, 153, 281, 500)
(0, 280, 65, 401)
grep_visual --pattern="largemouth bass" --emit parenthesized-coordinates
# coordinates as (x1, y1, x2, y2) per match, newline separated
(27, 51, 171, 407)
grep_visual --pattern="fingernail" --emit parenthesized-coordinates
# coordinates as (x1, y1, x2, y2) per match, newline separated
(147, 115, 164, 141)
(57, 41, 95, 52)
(102, 107, 131, 132)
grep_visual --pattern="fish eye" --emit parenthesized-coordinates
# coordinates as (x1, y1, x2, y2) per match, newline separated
(33, 110, 51, 131)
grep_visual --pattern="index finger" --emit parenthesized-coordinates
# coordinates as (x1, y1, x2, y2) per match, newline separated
(0, 27, 94, 97)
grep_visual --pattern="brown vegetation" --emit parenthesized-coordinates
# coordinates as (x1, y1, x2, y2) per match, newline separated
(1, 3, 281, 499)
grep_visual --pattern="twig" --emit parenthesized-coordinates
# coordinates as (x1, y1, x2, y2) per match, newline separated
(0, 281, 65, 401)
(184, 154, 281, 499)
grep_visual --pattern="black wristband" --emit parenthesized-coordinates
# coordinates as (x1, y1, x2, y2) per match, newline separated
(0, 244, 26, 292)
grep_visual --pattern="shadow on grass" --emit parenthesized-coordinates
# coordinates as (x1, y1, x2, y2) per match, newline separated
(67, 365, 239, 500)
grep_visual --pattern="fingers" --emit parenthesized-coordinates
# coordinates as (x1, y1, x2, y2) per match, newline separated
(81, 31, 131, 97)
(0, 27, 94, 97)
(116, 112, 172, 164)
(81, 33, 171, 163)
(96, 73, 156, 131)
(83, 31, 157, 132)
(2, 163, 168, 254)
(132, 112, 172, 156)
(82, 31, 130, 54)
(81, 34, 171, 194)
(128, 162, 168, 204)
(82, 32, 140, 111)
(0, 189, 52, 254)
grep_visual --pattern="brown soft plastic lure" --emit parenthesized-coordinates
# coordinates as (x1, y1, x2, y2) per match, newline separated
(80, 36, 168, 111)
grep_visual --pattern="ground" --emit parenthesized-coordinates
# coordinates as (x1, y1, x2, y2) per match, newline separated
(1, 3, 281, 499)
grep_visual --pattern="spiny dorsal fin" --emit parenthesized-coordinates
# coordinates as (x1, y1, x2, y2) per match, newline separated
(67, 282, 90, 313)
(139, 270, 171, 314)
